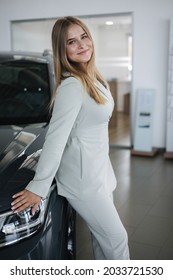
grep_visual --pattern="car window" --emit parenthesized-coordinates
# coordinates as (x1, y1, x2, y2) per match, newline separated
(0, 59, 51, 125)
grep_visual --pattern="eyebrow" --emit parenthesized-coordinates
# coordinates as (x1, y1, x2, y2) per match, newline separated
(66, 32, 87, 43)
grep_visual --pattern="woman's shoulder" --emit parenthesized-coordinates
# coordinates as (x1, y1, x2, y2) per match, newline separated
(60, 75, 82, 88)
(56, 76, 84, 102)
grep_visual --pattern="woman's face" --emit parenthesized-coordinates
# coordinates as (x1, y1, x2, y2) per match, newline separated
(66, 24, 93, 67)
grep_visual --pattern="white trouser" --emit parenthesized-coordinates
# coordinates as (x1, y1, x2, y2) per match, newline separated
(67, 193, 130, 260)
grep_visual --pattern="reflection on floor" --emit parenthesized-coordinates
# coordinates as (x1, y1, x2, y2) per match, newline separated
(76, 149, 173, 260)
(109, 112, 130, 147)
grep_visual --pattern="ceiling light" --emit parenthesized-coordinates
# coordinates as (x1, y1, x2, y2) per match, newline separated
(105, 21, 114, 26)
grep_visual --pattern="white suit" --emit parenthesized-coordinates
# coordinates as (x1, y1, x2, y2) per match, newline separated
(26, 76, 129, 259)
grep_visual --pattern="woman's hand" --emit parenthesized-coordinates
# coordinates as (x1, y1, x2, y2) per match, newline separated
(11, 189, 42, 215)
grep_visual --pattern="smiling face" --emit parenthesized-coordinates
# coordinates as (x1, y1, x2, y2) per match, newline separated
(66, 24, 93, 67)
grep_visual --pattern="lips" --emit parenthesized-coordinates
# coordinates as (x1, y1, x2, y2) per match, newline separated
(78, 49, 89, 55)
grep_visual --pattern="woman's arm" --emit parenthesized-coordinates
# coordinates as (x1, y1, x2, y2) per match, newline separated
(11, 77, 83, 213)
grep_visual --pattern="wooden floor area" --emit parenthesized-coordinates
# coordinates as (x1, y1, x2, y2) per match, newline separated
(109, 111, 131, 147)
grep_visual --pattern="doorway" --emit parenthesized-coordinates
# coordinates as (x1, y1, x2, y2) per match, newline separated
(82, 14, 132, 148)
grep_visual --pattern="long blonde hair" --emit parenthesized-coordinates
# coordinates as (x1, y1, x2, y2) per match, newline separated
(50, 16, 107, 107)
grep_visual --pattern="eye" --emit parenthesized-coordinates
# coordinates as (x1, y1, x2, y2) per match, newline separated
(67, 39, 76, 45)
(81, 34, 88, 40)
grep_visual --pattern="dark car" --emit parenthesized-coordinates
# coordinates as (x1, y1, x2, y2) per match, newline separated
(0, 50, 76, 260)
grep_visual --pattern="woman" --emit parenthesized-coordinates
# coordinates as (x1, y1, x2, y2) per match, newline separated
(11, 16, 129, 260)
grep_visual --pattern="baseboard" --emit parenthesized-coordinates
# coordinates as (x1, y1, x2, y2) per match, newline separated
(131, 147, 160, 157)
(163, 151, 173, 159)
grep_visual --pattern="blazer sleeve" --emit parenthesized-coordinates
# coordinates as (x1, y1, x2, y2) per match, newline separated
(26, 77, 83, 198)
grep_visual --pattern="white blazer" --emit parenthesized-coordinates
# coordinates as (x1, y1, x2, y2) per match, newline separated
(26, 77, 117, 199)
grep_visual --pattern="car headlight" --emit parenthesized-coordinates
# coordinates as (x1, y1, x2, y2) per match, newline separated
(0, 198, 47, 247)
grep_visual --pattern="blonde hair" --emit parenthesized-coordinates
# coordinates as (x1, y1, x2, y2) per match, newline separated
(50, 16, 107, 107)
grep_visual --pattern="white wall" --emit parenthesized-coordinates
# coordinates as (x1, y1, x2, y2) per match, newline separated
(95, 24, 131, 81)
(0, 0, 173, 148)
(12, 20, 54, 51)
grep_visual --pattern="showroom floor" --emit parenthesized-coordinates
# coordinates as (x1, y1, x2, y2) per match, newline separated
(76, 148, 173, 260)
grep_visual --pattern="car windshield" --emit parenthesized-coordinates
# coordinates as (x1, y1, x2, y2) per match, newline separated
(0, 58, 51, 125)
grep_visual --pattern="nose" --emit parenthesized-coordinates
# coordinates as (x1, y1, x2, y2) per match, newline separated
(78, 40, 84, 49)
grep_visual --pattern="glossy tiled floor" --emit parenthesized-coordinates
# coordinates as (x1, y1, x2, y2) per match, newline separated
(76, 148, 173, 260)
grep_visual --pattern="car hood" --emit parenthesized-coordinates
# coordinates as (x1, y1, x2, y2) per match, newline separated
(0, 123, 48, 212)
